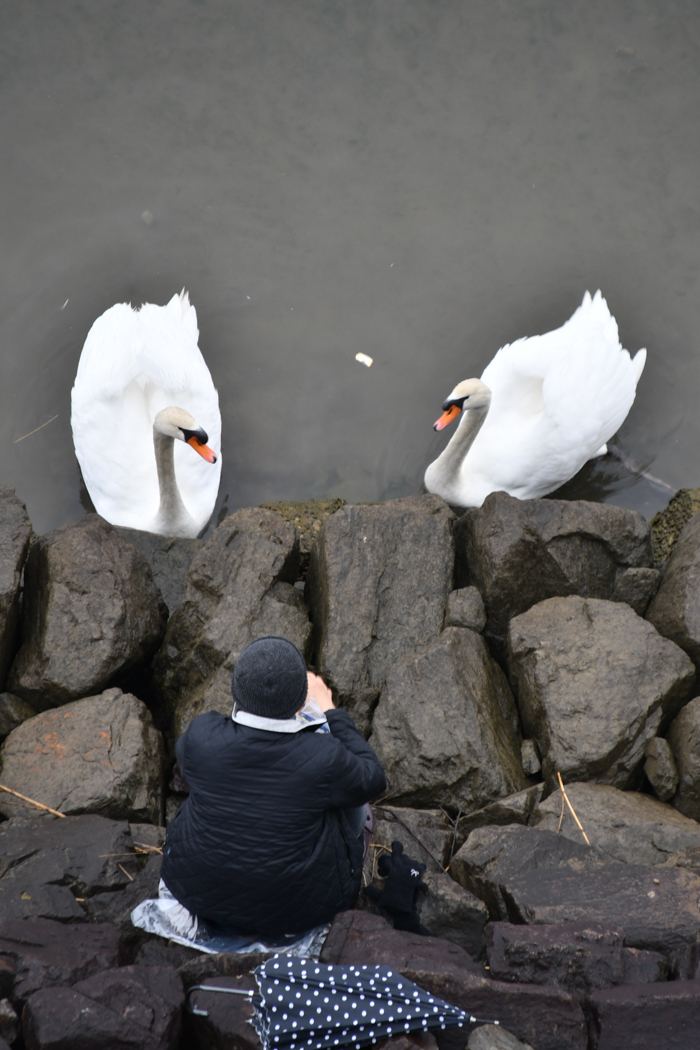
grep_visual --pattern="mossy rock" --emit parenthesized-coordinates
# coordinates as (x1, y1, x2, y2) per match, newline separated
(651, 488, 700, 565)
(260, 498, 347, 575)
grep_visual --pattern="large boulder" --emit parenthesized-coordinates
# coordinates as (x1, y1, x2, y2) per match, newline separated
(0, 688, 165, 823)
(454, 492, 656, 655)
(305, 496, 455, 733)
(507, 596, 696, 788)
(588, 980, 700, 1050)
(0, 813, 139, 922)
(0, 487, 32, 691)
(667, 697, 700, 821)
(371, 628, 528, 811)
(8, 516, 167, 709)
(455, 786, 544, 850)
(646, 512, 700, 668)
(152, 508, 309, 737)
(114, 527, 206, 615)
(531, 782, 700, 867)
(0, 917, 122, 1007)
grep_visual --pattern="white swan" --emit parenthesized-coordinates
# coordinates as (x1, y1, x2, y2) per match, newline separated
(71, 291, 222, 537)
(424, 291, 646, 507)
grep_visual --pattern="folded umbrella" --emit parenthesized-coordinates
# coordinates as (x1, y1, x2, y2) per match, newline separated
(187, 955, 499, 1050)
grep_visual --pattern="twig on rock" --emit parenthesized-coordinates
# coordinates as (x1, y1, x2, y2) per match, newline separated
(556, 772, 590, 846)
(557, 790, 565, 834)
(118, 863, 134, 882)
(0, 783, 65, 818)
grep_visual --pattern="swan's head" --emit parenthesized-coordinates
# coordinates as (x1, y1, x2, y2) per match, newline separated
(433, 379, 491, 431)
(154, 407, 218, 463)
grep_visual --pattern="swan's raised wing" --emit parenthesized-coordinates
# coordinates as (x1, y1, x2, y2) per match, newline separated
(473, 291, 646, 498)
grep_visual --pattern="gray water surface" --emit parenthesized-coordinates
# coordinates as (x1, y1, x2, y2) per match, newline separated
(2, 0, 699, 535)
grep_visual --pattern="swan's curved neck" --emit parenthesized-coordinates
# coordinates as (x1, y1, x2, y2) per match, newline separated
(427, 403, 490, 496)
(152, 430, 196, 536)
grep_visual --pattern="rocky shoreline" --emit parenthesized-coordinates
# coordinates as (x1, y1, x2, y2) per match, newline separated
(1, 483, 700, 1049)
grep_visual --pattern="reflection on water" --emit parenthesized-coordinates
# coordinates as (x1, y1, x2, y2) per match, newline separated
(2, 0, 699, 537)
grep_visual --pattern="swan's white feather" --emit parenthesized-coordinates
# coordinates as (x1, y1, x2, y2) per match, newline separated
(71, 291, 221, 534)
(427, 291, 646, 506)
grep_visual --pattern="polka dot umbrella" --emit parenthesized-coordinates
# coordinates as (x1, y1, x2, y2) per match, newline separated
(187, 955, 499, 1050)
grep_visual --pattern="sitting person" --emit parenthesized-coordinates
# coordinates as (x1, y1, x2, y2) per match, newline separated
(161, 634, 387, 937)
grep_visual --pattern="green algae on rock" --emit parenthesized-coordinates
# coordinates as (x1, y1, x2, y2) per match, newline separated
(651, 488, 700, 566)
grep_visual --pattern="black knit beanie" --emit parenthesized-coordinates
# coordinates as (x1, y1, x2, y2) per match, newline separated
(231, 635, 308, 719)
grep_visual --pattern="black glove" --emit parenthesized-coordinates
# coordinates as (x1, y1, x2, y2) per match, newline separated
(365, 840, 430, 935)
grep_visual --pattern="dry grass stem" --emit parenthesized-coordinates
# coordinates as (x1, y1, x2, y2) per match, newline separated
(13, 414, 59, 443)
(557, 771, 591, 846)
(0, 783, 65, 818)
(118, 863, 134, 882)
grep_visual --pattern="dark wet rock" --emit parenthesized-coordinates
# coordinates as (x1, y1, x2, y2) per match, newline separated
(443, 588, 486, 633)
(184, 972, 259, 1050)
(320, 912, 586, 1050)
(178, 951, 268, 989)
(151, 507, 308, 738)
(86, 853, 163, 931)
(650, 486, 700, 566)
(0, 997, 18, 1045)
(507, 596, 695, 789)
(0, 688, 166, 824)
(622, 947, 669, 984)
(418, 870, 488, 958)
(260, 498, 347, 578)
(454, 787, 544, 851)
(0, 916, 123, 1006)
(305, 495, 455, 733)
(114, 526, 206, 615)
(449, 825, 599, 921)
(644, 736, 679, 801)
(667, 697, 700, 822)
(73, 964, 183, 1049)
(502, 864, 700, 977)
(486, 922, 624, 995)
(371, 628, 527, 811)
(454, 492, 653, 656)
(531, 782, 700, 867)
(609, 566, 660, 616)
(0, 692, 35, 741)
(646, 512, 700, 668)
(132, 937, 201, 970)
(129, 823, 166, 851)
(380, 1034, 438, 1050)
(468, 1027, 533, 1050)
(588, 979, 700, 1050)
(519, 741, 540, 777)
(8, 516, 167, 709)
(0, 812, 141, 922)
(0, 487, 33, 692)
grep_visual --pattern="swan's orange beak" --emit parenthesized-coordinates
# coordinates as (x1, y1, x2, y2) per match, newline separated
(433, 404, 461, 432)
(187, 435, 217, 463)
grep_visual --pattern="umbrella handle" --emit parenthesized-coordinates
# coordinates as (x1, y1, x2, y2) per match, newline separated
(186, 983, 261, 1017)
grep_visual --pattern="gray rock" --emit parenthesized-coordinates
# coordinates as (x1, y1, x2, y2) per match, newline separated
(531, 782, 700, 867)
(610, 566, 660, 616)
(449, 825, 600, 921)
(589, 980, 700, 1050)
(667, 697, 700, 821)
(72, 965, 184, 1050)
(507, 596, 696, 789)
(0, 999, 18, 1046)
(305, 495, 455, 733)
(8, 515, 167, 709)
(455, 786, 544, 850)
(0, 487, 32, 691)
(486, 921, 646, 996)
(367, 805, 454, 874)
(418, 869, 488, 957)
(502, 864, 700, 977)
(454, 492, 653, 655)
(444, 587, 486, 632)
(0, 813, 139, 923)
(86, 852, 163, 930)
(468, 1026, 534, 1050)
(0, 692, 35, 741)
(520, 740, 540, 777)
(0, 688, 165, 823)
(114, 526, 206, 615)
(0, 916, 123, 1006)
(644, 737, 679, 802)
(622, 947, 669, 984)
(152, 508, 308, 737)
(371, 628, 527, 811)
(646, 512, 700, 667)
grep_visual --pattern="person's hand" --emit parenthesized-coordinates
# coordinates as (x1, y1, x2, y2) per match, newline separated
(307, 671, 335, 712)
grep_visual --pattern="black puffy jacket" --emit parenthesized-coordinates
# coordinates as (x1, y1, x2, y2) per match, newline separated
(161, 708, 386, 935)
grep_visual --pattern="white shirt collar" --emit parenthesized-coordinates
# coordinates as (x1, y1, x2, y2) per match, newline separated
(232, 698, 328, 735)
